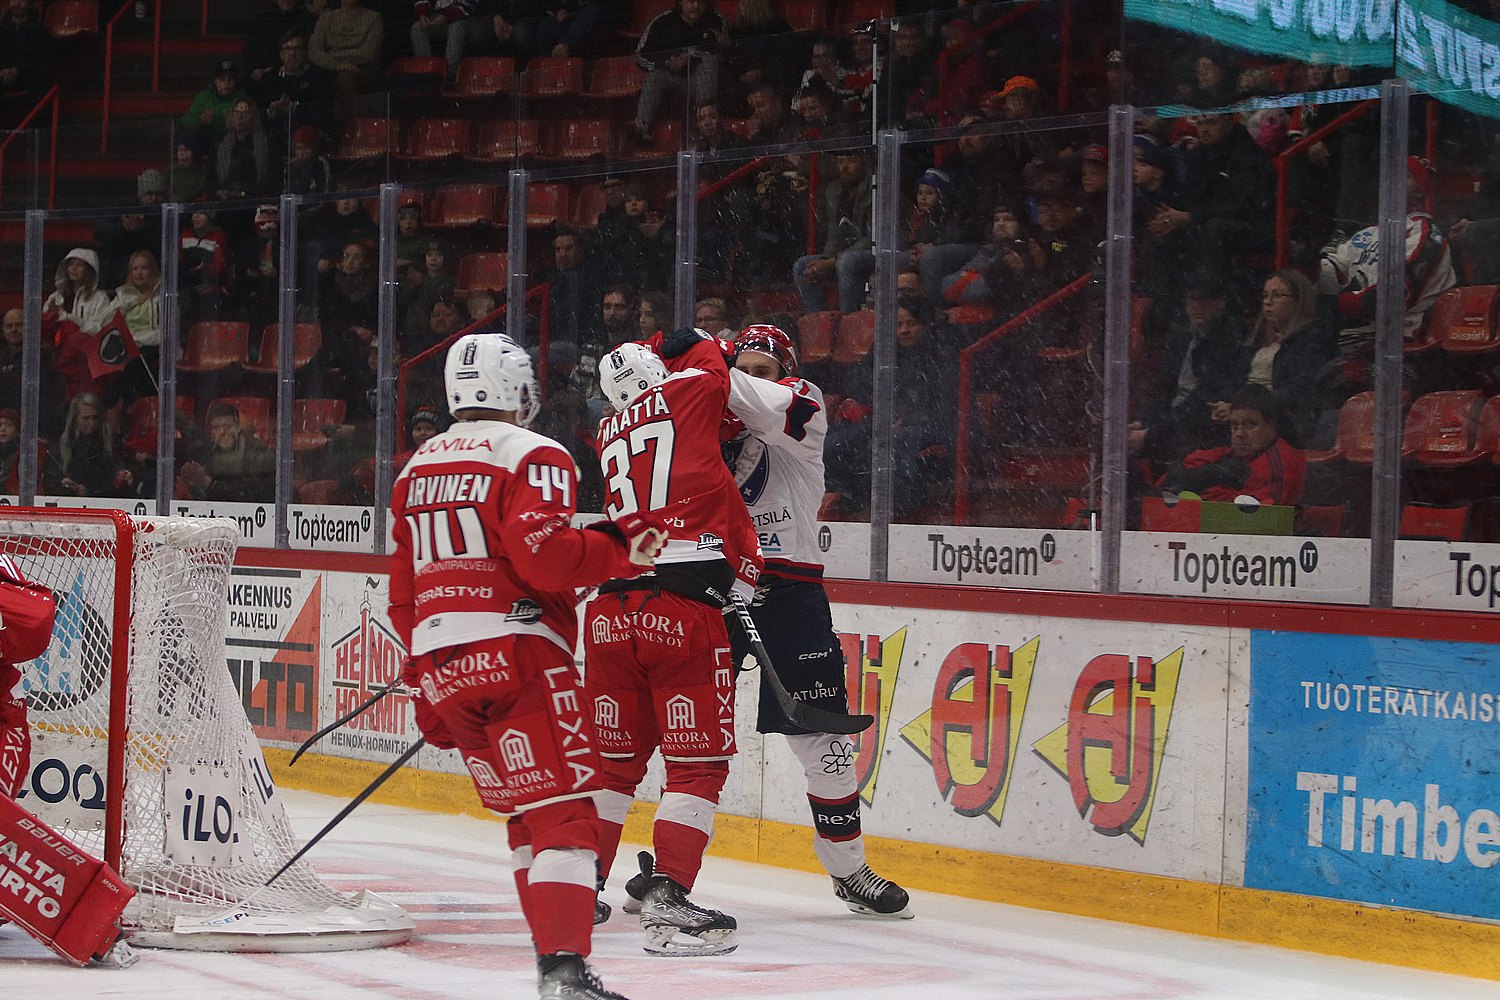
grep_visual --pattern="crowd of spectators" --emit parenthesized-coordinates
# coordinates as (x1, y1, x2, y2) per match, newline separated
(4, 1, 1500, 533)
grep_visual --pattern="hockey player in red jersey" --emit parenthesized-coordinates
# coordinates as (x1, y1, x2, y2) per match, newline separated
(390, 333, 668, 1000)
(586, 329, 763, 956)
(0, 553, 53, 802)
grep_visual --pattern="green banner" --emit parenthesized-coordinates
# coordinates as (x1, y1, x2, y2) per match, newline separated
(1124, 0, 1397, 68)
(1397, 0, 1500, 119)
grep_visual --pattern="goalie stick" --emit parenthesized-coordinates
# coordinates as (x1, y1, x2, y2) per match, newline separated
(725, 591, 874, 736)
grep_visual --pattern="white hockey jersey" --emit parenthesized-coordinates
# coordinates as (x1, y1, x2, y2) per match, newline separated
(1317, 213, 1455, 347)
(724, 368, 827, 581)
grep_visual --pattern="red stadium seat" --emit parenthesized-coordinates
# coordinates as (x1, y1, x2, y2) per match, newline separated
(544, 119, 614, 162)
(1317, 391, 1376, 464)
(332, 117, 398, 161)
(398, 118, 469, 162)
(832, 310, 874, 365)
(45, 0, 97, 37)
(123, 395, 195, 451)
(178, 322, 249, 373)
(455, 253, 509, 297)
(835, 0, 892, 26)
(468, 119, 541, 163)
(584, 55, 645, 99)
(623, 119, 684, 159)
(526, 183, 571, 228)
(1476, 396, 1500, 464)
(572, 183, 609, 229)
(519, 56, 583, 98)
(796, 311, 840, 366)
(443, 56, 517, 99)
(212, 396, 273, 445)
(391, 56, 446, 78)
(292, 399, 347, 452)
(1430, 285, 1500, 353)
(1140, 496, 1201, 533)
(297, 479, 349, 504)
(993, 448, 1092, 490)
(782, 0, 825, 30)
(1399, 502, 1469, 541)
(1295, 504, 1346, 538)
(1404, 390, 1488, 467)
(244, 323, 322, 376)
(425, 184, 502, 228)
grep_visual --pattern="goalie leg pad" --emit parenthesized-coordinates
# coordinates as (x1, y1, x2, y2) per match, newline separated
(0, 692, 27, 799)
(0, 792, 134, 965)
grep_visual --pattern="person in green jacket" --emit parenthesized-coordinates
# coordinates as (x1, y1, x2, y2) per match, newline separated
(178, 60, 248, 141)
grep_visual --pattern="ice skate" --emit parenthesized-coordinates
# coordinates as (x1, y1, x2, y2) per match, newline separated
(593, 897, 611, 925)
(537, 952, 631, 1000)
(620, 850, 652, 915)
(638, 874, 738, 956)
(832, 865, 914, 919)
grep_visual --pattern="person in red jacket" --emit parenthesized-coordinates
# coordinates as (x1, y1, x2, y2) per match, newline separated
(1164, 384, 1306, 506)
(390, 332, 667, 1000)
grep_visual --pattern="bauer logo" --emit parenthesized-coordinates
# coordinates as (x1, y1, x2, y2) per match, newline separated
(837, 627, 907, 805)
(900, 637, 1039, 828)
(1032, 646, 1184, 843)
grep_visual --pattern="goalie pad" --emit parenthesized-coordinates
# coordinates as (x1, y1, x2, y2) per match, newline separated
(0, 792, 135, 965)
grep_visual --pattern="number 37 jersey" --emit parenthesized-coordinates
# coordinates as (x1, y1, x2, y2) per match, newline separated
(389, 419, 641, 657)
(595, 335, 763, 596)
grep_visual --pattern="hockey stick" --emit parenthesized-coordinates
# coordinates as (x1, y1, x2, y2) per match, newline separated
(289, 677, 404, 766)
(725, 592, 874, 735)
(265, 737, 426, 887)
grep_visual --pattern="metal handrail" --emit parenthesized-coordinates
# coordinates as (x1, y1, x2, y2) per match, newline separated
(933, 2, 1041, 125)
(0, 86, 61, 208)
(1273, 98, 1377, 267)
(953, 273, 1091, 524)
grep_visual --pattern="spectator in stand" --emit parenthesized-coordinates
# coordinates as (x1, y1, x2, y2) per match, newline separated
(1316, 155, 1455, 354)
(401, 237, 455, 337)
(286, 126, 333, 195)
(842, 26, 875, 115)
(919, 116, 996, 289)
(907, 17, 989, 127)
(408, 294, 464, 358)
(901, 168, 967, 303)
(985, 76, 1054, 191)
(1129, 270, 1250, 460)
(633, 0, 726, 145)
(793, 149, 873, 313)
(791, 36, 855, 118)
(304, 188, 378, 313)
(513, 0, 604, 59)
(178, 401, 275, 502)
(180, 209, 232, 327)
(254, 32, 333, 148)
(50, 393, 121, 498)
(886, 19, 932, 126)
(179, 61, 249, 143)
(44, 248, 117, 403)
(112, 251, 165, 414)
(638, 290, 669, 338)
(1030, 188, 1093, 293)
(95, 169, 166, 289)
(694, 296, 734, 338)
(794, 79, 845, 135)
(169, 137, 213, 203)
(464, 289, 498, 325)
(0, 408, 18, 492)
(1160, 384, 1306, 506)
(236, 205, 282, 329)
(308, 0, 384, 118)
(244, 0, 318, 84)
(1232, 269, 1335, 448)
(896, 265, 922, 298)
(824, 295, 957, 517)
(318, 239, 379, 408)
(392, 404, 440, 471)
(941, 203, 1036, 317)
(604, 184, 673, 293)
(460, 0, 526, 60)
(535, 226, 605, 351)
(1155, 112, 1275, 281)
(216, 99, 272, 201)
(693, 99, 741, 155)
(723, 0, 796, 103)
(1078, 144, 1108, 237)
(410, 0, 476, 78)
(1132, 135, 1185, 298)
(745, 82, 799, 145)
(0, 308, 64, 437)
(597, 285, 639, 353)
(0, 0, 51, 125)
(1178, 47, 1235, 109)
(394, 203, 429, 280)
(1449, 139, 1500, 282)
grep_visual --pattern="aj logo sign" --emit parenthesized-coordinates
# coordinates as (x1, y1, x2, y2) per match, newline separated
(837, 627, 906, 805)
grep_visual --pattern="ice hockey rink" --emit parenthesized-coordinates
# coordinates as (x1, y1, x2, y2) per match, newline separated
(3, 788, 1495, 999)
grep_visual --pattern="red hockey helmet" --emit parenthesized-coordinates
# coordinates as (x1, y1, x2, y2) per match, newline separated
(733, 324, 798, 379)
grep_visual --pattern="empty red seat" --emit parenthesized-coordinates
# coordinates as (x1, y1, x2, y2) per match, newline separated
(1400, 502, 1469, 541)
(443, 56, 516, 99)
(1431, 285, 1500, 353)
(123, 395, 195, 450)
(455, 253, 509, 296)
(572, 183, 609, 229)
(178, 322, 249, 373)
(832, 310, 874, 365)
(332, 117, 398, 161)
(1318, 391, 1376, 464)
(526, 183, 570, 228)
(747, 288, 802, 317)
(212, 396, 273, 445)
(425, 184, 502, 228)
(585, 55, 645, 99)
(1476, 396, 1500, 463)
(244, 323, 322, 376)
(45, 0, 97, 37)
(624, 119, 684, 159)
(519, 56, 583, 98)
(391, 56, 446, 78)
(1140, 496, 1201, 533)
(1404, 390, 1487, 467)
(545, 119, 614, 162)
(292, 399, 347, 452)
(398, 118, 469, 161)
(468, 119, 541, 162)
(796, 311, 840, 366)
(297, 479, 349, 504)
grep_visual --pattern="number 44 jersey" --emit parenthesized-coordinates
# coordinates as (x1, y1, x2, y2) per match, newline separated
(596, 334, 763, 598)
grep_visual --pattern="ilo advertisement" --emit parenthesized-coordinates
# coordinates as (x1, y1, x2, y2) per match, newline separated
(1245, 630, 1500, 920)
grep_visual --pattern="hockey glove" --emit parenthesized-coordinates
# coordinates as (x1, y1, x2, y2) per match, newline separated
(402, 657, 458, 750)
(587, 512, 671, 567)
(659, 326, 734, 363)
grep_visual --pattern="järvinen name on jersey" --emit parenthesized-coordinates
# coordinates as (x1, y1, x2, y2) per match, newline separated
(406, 473, 495, 507)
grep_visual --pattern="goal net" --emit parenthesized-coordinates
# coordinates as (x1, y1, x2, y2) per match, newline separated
(7, 509, 412, 951)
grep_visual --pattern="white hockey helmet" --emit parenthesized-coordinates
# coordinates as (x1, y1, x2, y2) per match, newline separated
(444, 333, 539, 425)
(598, 342, 669, 410)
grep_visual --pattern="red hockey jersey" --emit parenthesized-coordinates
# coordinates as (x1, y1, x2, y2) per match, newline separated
(595, 334, 763, 596)
(390, 419, 643, 657)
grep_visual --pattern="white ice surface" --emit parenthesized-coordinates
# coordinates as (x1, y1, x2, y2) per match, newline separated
(3, 787, 1496, 999)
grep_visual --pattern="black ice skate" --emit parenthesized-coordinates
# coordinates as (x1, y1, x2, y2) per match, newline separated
(638, 874, 738, 956)
(593, 897, 611, 925)
(537, 952, 630, 1000)
(620, 850, 652, 915)
(832, 865, 914, 919)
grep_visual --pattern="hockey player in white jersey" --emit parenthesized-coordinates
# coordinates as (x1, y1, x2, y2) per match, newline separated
(713, 323, 912, 917)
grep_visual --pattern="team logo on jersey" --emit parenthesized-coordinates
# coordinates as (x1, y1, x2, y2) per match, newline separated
(696, 532, 724, 551)
(497, 729, 536, 771)
(739, 447, 771, 506)
(594, 696, 620, 731)
(505, 599, 543, 624)
(465, 754, 504, 790)
(665, 694, 696, 731)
